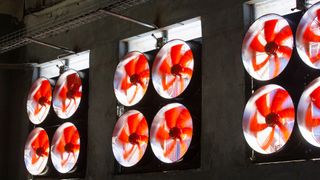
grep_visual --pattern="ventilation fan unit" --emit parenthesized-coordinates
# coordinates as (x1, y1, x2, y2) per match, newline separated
(112, 110, 149, 167)
(114, 52, 150, 106)
(150, 103, 193, 163)
(242, 14, 293, 81)
(24, 128, 50, 175)
(298, 77, 320, 147)
(296, 2, 320, 69)
(51, 122, 80, 173)
(53, 69, 82, 119)
(26, 77, 52, 124)
(152, 39, 194, 99)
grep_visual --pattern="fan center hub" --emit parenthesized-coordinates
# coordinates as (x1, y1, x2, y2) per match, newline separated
(171, 64, 182, 76)
(169, 127, 181, 139)
(38, 96, 48, 106)
(36, 147, 46, 157)
(265, 42, 279, 55)
(130, 74, 140, 85)
(67, 89, 76, 99)
(129, 133, 140, 145)
(265, 112, 280, 126)
(64, 143, 75, 152)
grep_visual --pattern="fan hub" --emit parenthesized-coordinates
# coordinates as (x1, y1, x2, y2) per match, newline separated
(36, 147, 46, 157)
(169, 127, 182, 139)
(265, 42, 279, 55)
(67, 89, 76, 99)
(171, 64, 182, 76)
(129, 133, 140, 145)
(265, 112, 280, 126)
(64, 143, 75, 152)
(130, 74, 140, 85)
(38, 96, 48, 106)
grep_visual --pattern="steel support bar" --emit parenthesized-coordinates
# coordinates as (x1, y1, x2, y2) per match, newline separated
(99, 9, 158, 29)
(25, 37, 76, 54)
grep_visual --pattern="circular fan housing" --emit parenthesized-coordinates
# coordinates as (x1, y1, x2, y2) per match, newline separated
(243, 84, 295, 154)
(112, 110, 149, 167)
(53, 70, 82, 119)
(26, 77, 52, 124)
(152, 40, 194, 99)
(150, 103, 193, 163)
(242, 14, 293, 80)
(24, 128, 50, 175)
(114, 52, 150, 106)
(296, 2, 320, 69)
(51, 122, 80, 173)
(298, 77, 320, 147)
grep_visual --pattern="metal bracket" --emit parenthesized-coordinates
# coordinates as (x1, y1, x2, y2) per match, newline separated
(295, 0, 312, 11)
(151, 30, 168, 49)
(99, 9, 158, 30)
(25, 37, 76, 54)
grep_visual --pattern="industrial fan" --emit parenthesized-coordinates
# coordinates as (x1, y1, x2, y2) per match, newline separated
(24, 128, 50, 175)
(242, 14, 293, 80)
(112, 110, 148, 167)
(51, 122, 80, 173)
(53, 70, 82, 119)
(298, 77, 320, 147)
(242, 84, 295, 154)
(114, 51, 150, 106)
(26, 77, 52, 124)
(296, 2, 320, 69)
(150, 103, 193, 163)
(152, 40, 194, 99)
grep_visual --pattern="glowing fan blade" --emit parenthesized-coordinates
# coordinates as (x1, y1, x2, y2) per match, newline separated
(112, 110, 148, 167)
(150, 103, 193, 163)
(26, 78, 52, 124)
(51, 122, 80, 173)
(53, 70, 82, 119)
(297, 77, 320, 147)
(296, 3, 320, 69)
(24, 128, 49, 175)
(242, 84, 295, 154)
(114, 52, 150, 106)
(242, 14, 293, 80)
(152, 40, 194, 99)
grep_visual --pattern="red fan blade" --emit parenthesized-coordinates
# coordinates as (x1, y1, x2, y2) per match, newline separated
(31, 152, 40, 165)
(252, 53, 270, 71)
(139, 135, 148, 144)
(277, 108, 295, 119)
(165, 107, 181, 129)
(276, 121, 290, 141)
(159, 58, 172, 75)
(180, 67, 193, 77)
(303, 26, 320, 42)
(31, 135, 40, 150)
(127, 113, 140, 134)
(156, 124, 169, 148)
(135, 55, 147, 74)
(261, 127, 275, 150)
(66, 73, 81, 90)
(274, 25, 292, 44)
(176, 108, 191, 128)
(179, 50, 193, 66)
(136, 118, 148, 135)
(181, 127, 192, 138)
(38, 131, 49, 149)
(264, 19, 278, 42)
(164, 140, 176, 157)
(123, 145, 135, 160)
(120, 75, 132, 92)
(271, 89, 288, 113)
(64, 126, 76, 144)
(118, 129, 129, 143)
(310, 86, 320, 109)
(249, 112, 268, 132)
(305, 104, 320, 130)
(250, 35, 265, 52)
(255, 94, 270, 117)
(171, 44, 183, 65)
(273, 54, 280, 77)
(124, 59, 136, 76)
(277, 45, 292, 58)
(162, 76, 176, 91)
(56, 135, 66, 155)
